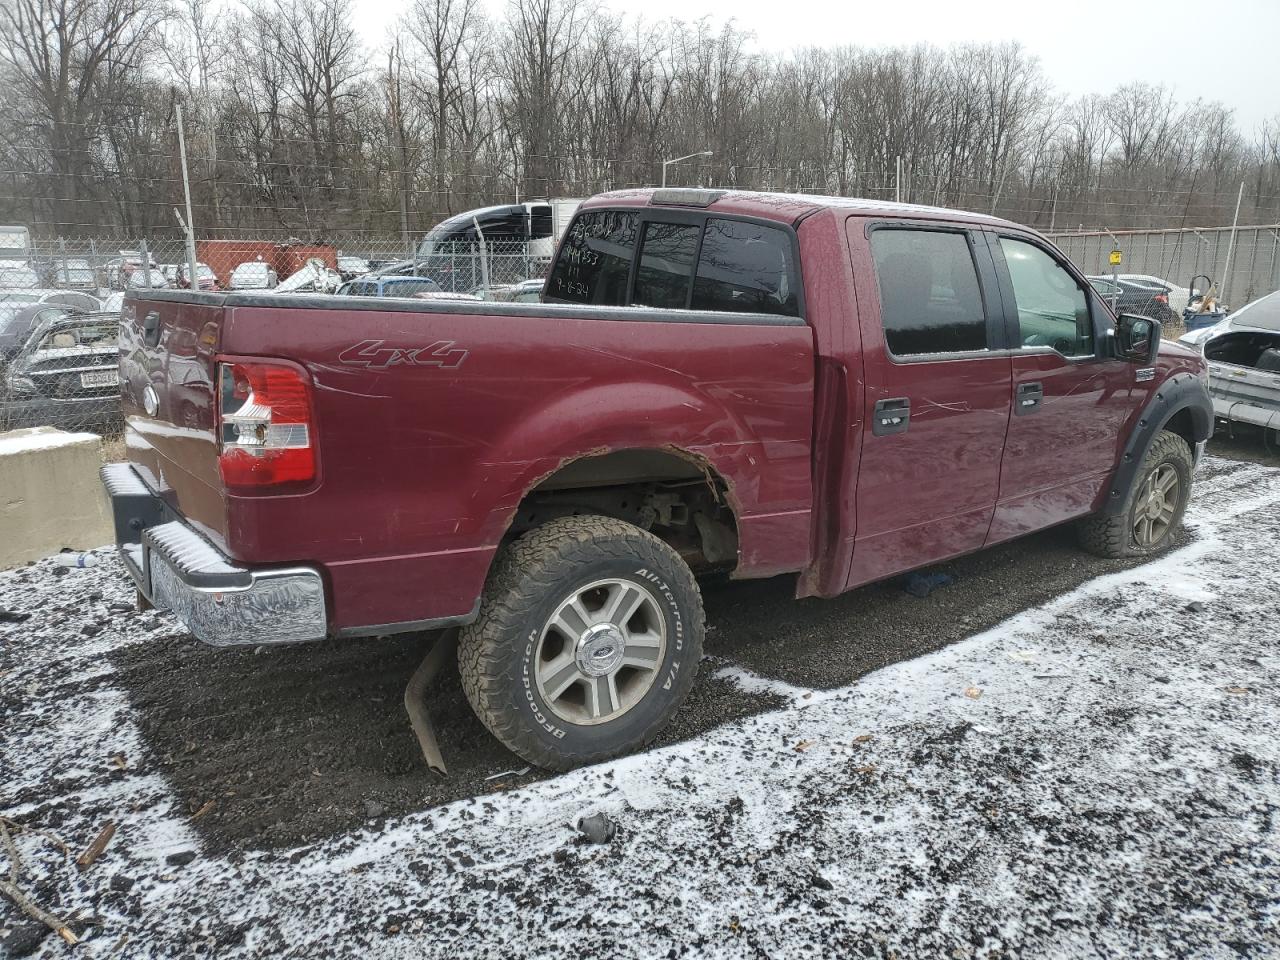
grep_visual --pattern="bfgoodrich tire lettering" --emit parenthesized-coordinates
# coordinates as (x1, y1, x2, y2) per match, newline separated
(458, 515, 704, 771)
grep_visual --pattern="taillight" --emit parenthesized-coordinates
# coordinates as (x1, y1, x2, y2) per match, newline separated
(217, 360, 316, 490)
(1155, 294, 1168, 304)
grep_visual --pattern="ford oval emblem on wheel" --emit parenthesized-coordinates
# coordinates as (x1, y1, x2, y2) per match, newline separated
(143, 384, 160, 418)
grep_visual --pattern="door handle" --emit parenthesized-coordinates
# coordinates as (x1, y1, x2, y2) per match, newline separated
(142, 310, 161, 348)
(872, 397, 911, 436)
(1015, 381, 1043, 416)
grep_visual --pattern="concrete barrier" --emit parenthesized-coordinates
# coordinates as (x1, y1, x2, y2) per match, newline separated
(0, 427, 114, 569)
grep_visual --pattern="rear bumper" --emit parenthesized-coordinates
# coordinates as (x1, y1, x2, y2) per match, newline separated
(101, 463, 328, 647)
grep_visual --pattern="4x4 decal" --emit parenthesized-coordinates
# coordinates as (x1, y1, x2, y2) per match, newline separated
(338, 339, 468, 370)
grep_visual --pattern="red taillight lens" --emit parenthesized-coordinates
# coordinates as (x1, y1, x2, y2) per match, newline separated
(217, 361, 316, 490)
(1155, 294, 1168, 303)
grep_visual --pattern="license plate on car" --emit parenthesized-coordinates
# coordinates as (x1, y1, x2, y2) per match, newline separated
(80, 370, 119, 388)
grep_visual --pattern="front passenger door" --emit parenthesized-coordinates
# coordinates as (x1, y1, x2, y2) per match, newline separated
(986, 234, 1150, 543)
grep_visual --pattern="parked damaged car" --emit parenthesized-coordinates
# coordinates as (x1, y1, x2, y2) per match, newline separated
(1, 310, 121, 432)
(1178, 289, 1280, 432)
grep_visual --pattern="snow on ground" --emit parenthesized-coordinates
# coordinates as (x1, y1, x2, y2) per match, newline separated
(2, 456, 1279, 958)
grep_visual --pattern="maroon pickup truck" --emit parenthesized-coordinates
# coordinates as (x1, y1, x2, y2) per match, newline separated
(103, 188, 1212, 771)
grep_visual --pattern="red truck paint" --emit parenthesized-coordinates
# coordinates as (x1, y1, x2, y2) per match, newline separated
(119, 190, 1209, 638)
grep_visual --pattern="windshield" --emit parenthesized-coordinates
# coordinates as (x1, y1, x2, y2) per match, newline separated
(33, 318, 118, 353)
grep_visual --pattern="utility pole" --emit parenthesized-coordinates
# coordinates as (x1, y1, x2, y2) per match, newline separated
(176, 104, 200, 290)
(895, 155, 902, 203)
(1220, 181, 1245, 303)
(1049, 181, 1059, 233)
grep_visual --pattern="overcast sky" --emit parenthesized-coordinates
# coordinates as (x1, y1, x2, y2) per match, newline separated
(353, 0, 1279, 133)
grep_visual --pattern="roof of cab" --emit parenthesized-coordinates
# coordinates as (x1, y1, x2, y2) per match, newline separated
(580, 187, 1021, 231)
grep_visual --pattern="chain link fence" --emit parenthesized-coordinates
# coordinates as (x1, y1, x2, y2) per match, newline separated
(1, 235, 548, 436)
(5, 223, 1280, 438)
(1047, 224, 1280, 310)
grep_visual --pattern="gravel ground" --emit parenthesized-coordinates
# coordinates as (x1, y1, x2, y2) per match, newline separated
(1, 445, 1279, 957)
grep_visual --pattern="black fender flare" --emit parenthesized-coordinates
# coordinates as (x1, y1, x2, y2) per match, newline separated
(1102, 372, 1213, 516)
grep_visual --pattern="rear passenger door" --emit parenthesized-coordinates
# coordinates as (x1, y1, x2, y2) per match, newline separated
(846, 221, 1013, 588)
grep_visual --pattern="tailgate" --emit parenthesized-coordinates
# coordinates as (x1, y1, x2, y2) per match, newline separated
(120, 293, 228, 547)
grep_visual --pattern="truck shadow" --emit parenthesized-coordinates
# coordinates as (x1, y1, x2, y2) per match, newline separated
(108, 521, 1188, 857)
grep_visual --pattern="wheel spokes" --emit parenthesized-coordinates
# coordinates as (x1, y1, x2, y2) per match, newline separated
(1156, 467, 1178, 495)
(620, 638, 663, 669)
(541, 654, 583, 701)
(586, 674, 619, 720)
(602, 582, 646, 630)
(552, 598, 592, 640)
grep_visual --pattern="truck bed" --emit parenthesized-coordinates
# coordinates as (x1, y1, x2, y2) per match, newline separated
(120, 291, 817, 633)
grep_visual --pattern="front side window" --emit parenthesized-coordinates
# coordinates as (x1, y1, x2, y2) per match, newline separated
(869, 229, 987, 355)
(1000, 237, 1092, 357)
(632, 221, 700, 309)
(692, 219, 798, 316)
(546, 210, 638, 305)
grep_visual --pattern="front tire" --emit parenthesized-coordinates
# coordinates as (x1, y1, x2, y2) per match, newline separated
(1079, 429, 1193, 558)
(458, 515, 704, 771)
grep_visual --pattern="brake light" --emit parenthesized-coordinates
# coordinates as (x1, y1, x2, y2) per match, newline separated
(217, 360, 316, 489)
(1155, 294, 1168, 304)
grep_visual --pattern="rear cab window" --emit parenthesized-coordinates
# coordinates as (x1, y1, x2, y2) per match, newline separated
(546, 210, 638, 305)
(546, 209, 800, 317)
(869, 228, 988, 356)
(633, 222, 700, 309)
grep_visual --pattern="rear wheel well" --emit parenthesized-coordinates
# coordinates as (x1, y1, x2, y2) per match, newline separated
(506, 449, 739, 574)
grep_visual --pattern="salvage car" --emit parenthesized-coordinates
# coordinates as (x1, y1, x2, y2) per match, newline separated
(485, 278, 545, 303)
(1088, 276, 1178, 324)
(337, 255, 371, 279)
(41, 258, 99, 291)
(103, 188, 1213, 773)
(0, 292, 103, 356)
(0, 261, 40, 288)
(1178, 289, 1280, 432)
(335, 274, 444, 298)
(1, 310, 120, 431)
(177, 262, 220, 291)
(227, 261, 278, 290)
(1, 304, 71, 360)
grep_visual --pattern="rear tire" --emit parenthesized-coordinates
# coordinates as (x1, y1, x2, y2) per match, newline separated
(1078, 429, 1193, 558)
(458, 515, 704, 771)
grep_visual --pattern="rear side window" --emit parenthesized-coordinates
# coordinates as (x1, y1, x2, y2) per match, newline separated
(547, 210, 638, 305)
(869, 229, 987, 356)
(632, 222, 700, 309)
(692, 219, 798, 316)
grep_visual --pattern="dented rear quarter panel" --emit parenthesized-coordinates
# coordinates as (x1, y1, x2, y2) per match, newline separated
(217, 303, 816, 629)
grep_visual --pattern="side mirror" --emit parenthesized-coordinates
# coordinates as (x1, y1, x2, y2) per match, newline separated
(1115, 313, 1161, 364)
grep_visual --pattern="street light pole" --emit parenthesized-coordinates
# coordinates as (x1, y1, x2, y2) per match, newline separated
(662, 151, 713, 188)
